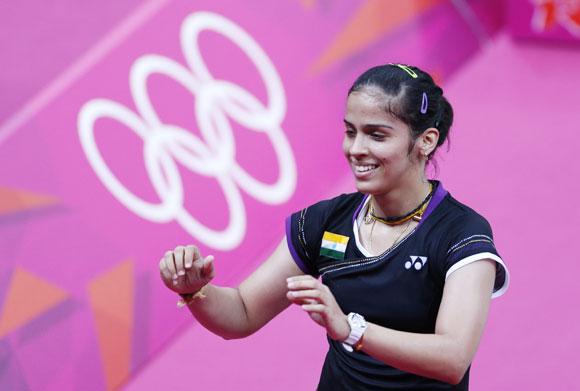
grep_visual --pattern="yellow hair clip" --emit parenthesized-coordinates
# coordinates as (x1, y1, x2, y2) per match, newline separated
(391, 63, 418, 79)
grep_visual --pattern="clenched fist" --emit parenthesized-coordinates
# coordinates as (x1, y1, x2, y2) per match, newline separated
(159, 245, 215, 295)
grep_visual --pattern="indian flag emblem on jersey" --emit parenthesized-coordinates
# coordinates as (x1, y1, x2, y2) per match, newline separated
(320, 231, 350, 260)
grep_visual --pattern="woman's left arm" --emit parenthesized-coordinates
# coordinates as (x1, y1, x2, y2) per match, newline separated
(286, 259, 496, 385)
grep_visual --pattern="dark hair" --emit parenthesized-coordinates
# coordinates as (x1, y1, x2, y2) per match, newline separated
(348, 64, 453, 159)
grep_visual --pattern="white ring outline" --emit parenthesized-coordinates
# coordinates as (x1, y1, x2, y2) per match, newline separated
(77, 11, 296, 250)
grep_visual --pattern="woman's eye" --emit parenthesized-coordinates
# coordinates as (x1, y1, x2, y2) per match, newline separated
(345, 129, 356, 137)
(371, 133, 385, 140)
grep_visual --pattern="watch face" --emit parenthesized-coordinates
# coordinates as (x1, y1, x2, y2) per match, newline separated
(349, 313, 365, 327)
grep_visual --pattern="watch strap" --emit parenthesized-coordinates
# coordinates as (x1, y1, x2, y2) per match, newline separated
(342, 312, 367, 352)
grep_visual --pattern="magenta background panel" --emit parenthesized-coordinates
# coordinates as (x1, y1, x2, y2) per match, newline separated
(507, 0, 580, 43)
(1, 1, 578, 390)
(124, 31, 580, 390)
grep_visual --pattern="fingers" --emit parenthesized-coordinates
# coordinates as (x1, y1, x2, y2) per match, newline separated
(159, 252, 179, 287)
(192, 246, 202, 264)
(286, 289, 321, 303)
(301, 303, 325, 312)
(159, 245, 215, 294)
(287, 275, 317, 283)
(286, 275, 349, 341)
(159, 258, 172, 281)
(184, 245, 195, 269)
(201, 255, 215, 279)
(173, 246, 186, 277)
(164, 250, 177, 279)
(191, 248, 204, 277)
(286, 275, 319, 291)
(286, 276, 327, 306)
(174, 245, 202, 278)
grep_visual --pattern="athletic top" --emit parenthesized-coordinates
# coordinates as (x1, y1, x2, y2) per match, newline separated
(285, 181, 509, 390)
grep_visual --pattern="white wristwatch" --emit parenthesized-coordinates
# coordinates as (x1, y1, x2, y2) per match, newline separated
(342, 312, 367, 352)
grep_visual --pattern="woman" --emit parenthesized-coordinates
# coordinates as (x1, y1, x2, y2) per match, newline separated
(159, 64, 509, 390)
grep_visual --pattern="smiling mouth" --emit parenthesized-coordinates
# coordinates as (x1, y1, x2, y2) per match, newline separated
(353, 164, 379, 175)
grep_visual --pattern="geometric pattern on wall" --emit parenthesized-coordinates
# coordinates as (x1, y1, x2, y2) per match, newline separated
(0, 267, 69, 338)
(0, 187, 59, 215)
(0, 342, 30, 391)
(88, 260, 134, 391)
(310, 0, 443, 74)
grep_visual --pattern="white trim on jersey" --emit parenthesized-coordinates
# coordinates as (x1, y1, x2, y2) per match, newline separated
(445, 252, 510, 299)
(353, 195, 372, 257)
(353, 196, 510, 299)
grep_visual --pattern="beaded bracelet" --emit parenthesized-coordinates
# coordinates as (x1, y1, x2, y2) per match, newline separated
(176, 286, 207, 308)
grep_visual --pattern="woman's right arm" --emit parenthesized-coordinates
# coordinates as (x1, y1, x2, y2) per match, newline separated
(159, 238, 304, 340)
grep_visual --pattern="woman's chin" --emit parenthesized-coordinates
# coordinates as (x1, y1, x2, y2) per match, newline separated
(354, 181, 376, 194)
(354, 179, 393, 196)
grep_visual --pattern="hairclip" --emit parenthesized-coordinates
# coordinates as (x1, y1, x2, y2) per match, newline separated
(434, 111, 441, 128)
(390, 63, 418, 78)
(421, 92, 428, 114)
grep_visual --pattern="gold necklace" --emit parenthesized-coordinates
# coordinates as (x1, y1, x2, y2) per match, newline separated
(368, 218, 413, 254)
(367, 182, 434, 226)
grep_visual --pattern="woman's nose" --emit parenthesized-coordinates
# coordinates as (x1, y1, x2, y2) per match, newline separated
(349, 134, 368, 156)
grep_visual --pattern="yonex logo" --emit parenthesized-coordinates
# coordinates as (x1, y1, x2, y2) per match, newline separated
(405, 256, 428, 270)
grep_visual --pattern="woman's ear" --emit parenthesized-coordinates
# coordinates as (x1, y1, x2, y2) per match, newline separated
(417, 127, 439, 157)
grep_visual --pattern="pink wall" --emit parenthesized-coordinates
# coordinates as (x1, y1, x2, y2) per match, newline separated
(1, 1, 578, 390)
(438, 32, 580, 390)
(507, 0, 580, 43)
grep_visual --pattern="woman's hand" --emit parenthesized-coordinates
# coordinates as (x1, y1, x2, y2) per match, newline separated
(159, 245, 215, 295)
(286, 275, 350, 341)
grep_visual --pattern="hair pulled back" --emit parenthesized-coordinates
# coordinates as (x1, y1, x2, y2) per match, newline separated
(348, 64, 453, 158)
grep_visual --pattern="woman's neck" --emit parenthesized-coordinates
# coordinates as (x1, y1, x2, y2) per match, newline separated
(371, 178, 432, 218)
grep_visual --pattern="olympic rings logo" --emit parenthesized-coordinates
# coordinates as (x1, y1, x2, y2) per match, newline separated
(77, 12, 296, 250)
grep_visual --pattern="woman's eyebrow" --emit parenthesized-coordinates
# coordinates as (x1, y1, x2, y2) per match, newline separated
(343, 119, 354, 127)
(363, 123, 394, 130)
(343, 119, 393, 130)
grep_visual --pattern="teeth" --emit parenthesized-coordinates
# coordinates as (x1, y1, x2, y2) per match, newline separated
(355, 165, 377, 173)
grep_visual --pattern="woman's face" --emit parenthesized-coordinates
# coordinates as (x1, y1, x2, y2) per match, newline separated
(342, 88, 420, 196)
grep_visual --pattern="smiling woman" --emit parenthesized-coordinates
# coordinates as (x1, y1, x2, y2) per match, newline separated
(342, 65, 452, 255)
(159, 63, 510, 390)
